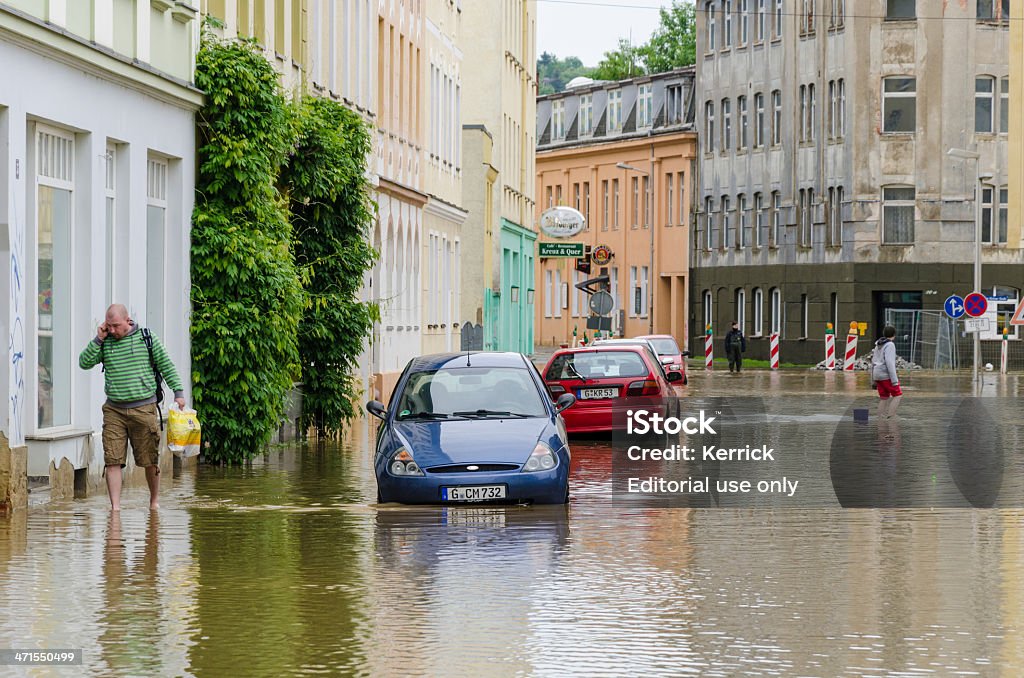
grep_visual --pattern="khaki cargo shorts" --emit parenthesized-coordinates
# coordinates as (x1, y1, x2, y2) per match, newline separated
(102, 403, 160, 470)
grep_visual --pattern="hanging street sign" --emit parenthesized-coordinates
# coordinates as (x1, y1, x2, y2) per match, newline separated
(539, 241, 585, 258)
(538, 206, 586, 238)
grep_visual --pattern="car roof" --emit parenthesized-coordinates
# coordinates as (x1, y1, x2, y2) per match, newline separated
(592, 338, 654, 345)
(552, 345, 647, 355)
(407, 352, 528, 372)
(635, 334, 675, 341)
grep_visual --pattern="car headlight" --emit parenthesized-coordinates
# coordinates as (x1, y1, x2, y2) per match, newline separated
(389, 447, 424, 476)
(522, 442, 558, 473)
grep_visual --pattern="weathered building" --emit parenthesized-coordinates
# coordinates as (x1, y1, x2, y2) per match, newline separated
(694, 0, 1019, 364)
(535, 69, 697, 346)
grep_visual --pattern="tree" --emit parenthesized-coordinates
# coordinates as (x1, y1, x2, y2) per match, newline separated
(537, 51, 594, 94)
(591, 38, 646, 81)
(641, 1, 698, 73)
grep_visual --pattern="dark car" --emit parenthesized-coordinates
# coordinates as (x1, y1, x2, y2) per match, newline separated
(367, 352, 576, 505)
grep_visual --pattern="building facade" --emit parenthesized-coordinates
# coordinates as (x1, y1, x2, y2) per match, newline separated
(535, 69, 697, 346)
(0, 0, 201, 508)
(694, 0, 1019, 364)
(461, 0, 537, 354)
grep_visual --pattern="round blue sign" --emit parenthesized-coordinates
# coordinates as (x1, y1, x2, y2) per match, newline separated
(944, 295, 965, 319)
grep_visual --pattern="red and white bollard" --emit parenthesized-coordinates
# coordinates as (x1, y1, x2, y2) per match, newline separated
(825, 323, 836, 370)
(705, 324, 714, 369)
(1001, 329, 1009, 374)
(769, 332, 780, 370)
(843, 322, 858, 371)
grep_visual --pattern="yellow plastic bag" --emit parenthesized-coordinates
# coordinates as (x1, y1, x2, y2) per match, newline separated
(167, 407, 202, 457)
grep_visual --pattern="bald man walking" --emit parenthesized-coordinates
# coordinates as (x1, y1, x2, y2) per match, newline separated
(79, 304, 186, 510)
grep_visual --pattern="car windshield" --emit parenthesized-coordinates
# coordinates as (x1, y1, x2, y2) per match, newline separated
(546, 351, 650, 380)
(395, 366, 547, 419)
(647, 338, 680, 356)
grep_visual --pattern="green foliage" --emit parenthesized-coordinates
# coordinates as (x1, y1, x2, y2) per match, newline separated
(641, 1, 698, 73)
(281, 97, 379, 435)
(192, 31, 305, 463)
(592, 38, 646, 81)
(537, 52, 595, 94)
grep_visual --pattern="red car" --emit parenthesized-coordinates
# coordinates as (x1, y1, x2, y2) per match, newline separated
(541, 346, 684, 434)
(635, 334, 690, 384)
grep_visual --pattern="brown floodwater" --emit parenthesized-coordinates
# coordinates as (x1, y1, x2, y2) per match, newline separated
(1, 370, 1023, 676)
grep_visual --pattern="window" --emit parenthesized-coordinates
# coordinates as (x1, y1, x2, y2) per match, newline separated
(704, 290, 714, 330)
(770, 288, 782, 335)
(977, 0, 1010, 20)
(146, 157, 168, 342)
(807, 83, 816, 141)
(678, 173, 686, 225)
(754, 192, 765, 247)
(976, 77, 995, 134)
(608, 89, 623, 132)
(756, 0, 766, 42)
(753, 288, 764, 336)
(981, 185, 1009, 244)
(722, 98, 732, 151)
(800, 294, 809, 338)
(554, 268, 563, 317)
(705, 196, 715, 250)
(798, 188, 812, 246)
(736, 288, 747, 333)
(666, 174, 674, 225)
(774, 0, 783, 37)
(1001, 77, 1009, 134)
(799, 85, 807, 141)
(883, 77, 916, 133)
(771, 90, 782, 145)
(705, 100, 716, 153)
(104, 144, 117, 306)
(613, 179, 620, 228)
(579, 94, 593, 136)
(630, 266, 638, 317)
(584, 182, 591, 229)
(739, 95, 749, 150)
(830, 78, 846, 138)
(831, 0, 845, 27)
(771, 191, 782, 246)
(556, 184, 563, 206)
(802, 0, 815, 33)
(574, 183, 581, 213)
(632, 176, 640, 228)
(640, 266, 649, 318)
(740, 0, 749, 45)
(754, 92, 765, 147)
(552, 99, 565, 140)
(36, 127, 74, 429)
(828, 80, 836, 138)
(611, 266, 620, 310)
(886, 0, 915, 19)
(721, 195, 732, 249)
(739, 194, 749, 247)
(667, 85, 684, 124)
(830, 186, 843, 245)
(643, 176, 651, 228)
(882, 186, 915, 243)
(838, 79, 846, 137)
(724, 0, 733, 48)
(545, 269, 553, 317)
(602, 180, 610, 230)
(638, 83, 654, 128)
(706, 1, 717, 51)
(546, 186, 553, 209)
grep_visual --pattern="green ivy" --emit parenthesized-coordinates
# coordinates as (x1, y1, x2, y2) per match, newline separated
(281, 97, 379, 435)
(192, 32, 304, 463)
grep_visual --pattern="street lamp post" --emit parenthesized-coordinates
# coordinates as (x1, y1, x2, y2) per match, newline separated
(616, 159, 656, 334)
(947, 148, 992, 390)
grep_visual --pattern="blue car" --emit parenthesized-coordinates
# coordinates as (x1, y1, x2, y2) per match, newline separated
(366, 352, 577, 505)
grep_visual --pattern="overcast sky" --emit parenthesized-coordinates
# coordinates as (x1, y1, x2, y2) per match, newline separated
(535, 0, 674, 67)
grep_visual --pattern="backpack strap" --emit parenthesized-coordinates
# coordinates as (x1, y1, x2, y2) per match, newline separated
(141, 328, 166, 430)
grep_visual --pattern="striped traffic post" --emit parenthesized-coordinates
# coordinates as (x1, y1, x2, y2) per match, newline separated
(1001, 327, 1009, 374)
(824, 322, 836, 370)
(769, 332, 780, 370)
(705, 323, 714, 369)
(843, 321, 858, 371)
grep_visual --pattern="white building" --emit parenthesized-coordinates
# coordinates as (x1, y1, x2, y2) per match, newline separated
(0, 1, 201, 505)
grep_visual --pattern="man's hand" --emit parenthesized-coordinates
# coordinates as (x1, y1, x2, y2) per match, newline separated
(96, 323, 109, 341)
(174, 397, 186, 411)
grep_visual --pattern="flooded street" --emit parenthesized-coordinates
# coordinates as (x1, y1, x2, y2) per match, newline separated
(2, 370, 1024, 676)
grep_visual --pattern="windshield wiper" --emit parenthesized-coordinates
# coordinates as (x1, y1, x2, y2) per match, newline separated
(565, 361, 589, 384)
(397, 411, 450, 420)
(452, 409, 530, 418)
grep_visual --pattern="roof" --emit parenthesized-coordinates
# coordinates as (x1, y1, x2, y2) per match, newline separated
(407, 352, 530, 372)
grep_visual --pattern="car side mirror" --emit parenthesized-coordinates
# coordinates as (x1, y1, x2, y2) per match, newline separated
(666, 371, 683, 383)
(554, 393, 576, 414)
(681, 350, 691, 358)
(366, 400, 388, 420)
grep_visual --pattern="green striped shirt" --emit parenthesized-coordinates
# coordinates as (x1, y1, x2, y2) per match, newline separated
(79, 323, 185, 407)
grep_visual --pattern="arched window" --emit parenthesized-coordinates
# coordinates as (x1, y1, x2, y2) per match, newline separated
(703, 290, 714, 330)
(770, 287, 782, 335)
(753, 287, 764, 336)
(735, 288, 746, 333)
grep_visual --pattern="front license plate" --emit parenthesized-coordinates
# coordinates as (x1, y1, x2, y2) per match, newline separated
(442, 485, 507, 502)
(579, 387, 617, 400)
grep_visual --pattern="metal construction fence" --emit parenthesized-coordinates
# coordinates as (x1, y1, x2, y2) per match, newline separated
(884, 309, 1024, 371)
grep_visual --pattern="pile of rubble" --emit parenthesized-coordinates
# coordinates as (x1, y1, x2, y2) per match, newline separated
(812, 354, 923, 371)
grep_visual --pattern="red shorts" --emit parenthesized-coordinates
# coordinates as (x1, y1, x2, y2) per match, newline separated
(876, 379, 903, 399)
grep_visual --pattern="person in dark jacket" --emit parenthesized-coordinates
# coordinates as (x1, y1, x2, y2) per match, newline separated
(724, 321, 747, 373)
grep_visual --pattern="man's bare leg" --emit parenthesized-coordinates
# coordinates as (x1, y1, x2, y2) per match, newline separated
(145, 465, 160, 510)
(887, 395, 902, 419)
(876, 397, 890, 420)
(106, 465, 123, 511)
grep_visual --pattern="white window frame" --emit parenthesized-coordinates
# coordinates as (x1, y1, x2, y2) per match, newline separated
(739, 95, 749, 150)
(579, 93, 593, 136)
(739, 193, 749, 248)
(146, 156, 169, 341)
(976, 76, 995, 134)
(774, 0, 783, 38)
(771, 90, 782, 145)
(736, 288, 746, 334)
(638, 83, 654, 128)
(1000, 77, 1009, 135)
(770, 287, 782, 335)
(704, 290, 714, 330)
(629, 266, 638, 317)
(705, 100, 716, 153)
(678, 172, 686, 225)
(602, 180, 609, 231)
(831, 186, 843, 246)
(754, 92, 765, 148)
(882, 185, 916, 244)
(608, 89, 623, 132)
(724, 0, 733, 48)
(753, 287, 764, 336)
(722, 98, 732, 151)
(105, 144, 117, 306)
(552, 99, 565, 140)
(640, 266, 649, 319)
(666, 173, 674, 226)
(706, 1, 717, 52)
(882, 76, 917, 134)
(705, 196, 715, 250)
(771, 191, 782, 246)
(740, 0, 749, 45)
(754, 192, 764, 247)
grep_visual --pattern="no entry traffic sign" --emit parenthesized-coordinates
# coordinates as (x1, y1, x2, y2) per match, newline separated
(964, 292, 988, 318)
